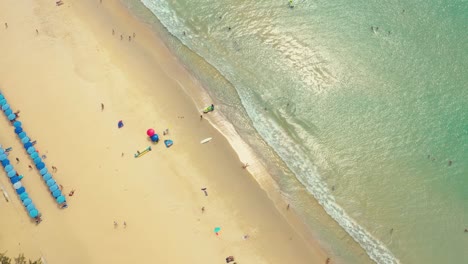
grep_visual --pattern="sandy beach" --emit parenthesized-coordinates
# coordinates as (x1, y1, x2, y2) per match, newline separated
(0, 0, 328, 263)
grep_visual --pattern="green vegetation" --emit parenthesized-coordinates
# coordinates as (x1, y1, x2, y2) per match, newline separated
(0, 252, 42, 264)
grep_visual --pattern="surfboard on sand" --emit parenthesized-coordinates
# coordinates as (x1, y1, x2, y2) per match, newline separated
(200, 137, 212, 144)
(134, 146, 152, 158)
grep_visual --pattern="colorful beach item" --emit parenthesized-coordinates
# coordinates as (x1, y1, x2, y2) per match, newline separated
(202, 104, 214, 114)
(134, 146, 152, 158)
(164, 140, 173, 148)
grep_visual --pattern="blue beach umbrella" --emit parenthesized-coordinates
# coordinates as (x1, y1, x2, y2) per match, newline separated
(4, 108, 12, 116)
(27, 147, 35, 154)
(10, 176, 20, 184)
(1, 159, 9, 167)
(0, 148, 4, 155)
(19, 192, 29, 201)
(0, 99, 6, 106)
(14, 127, 23, 134)
(13, 121, 21, 128)
(26, 203, 36, 211)
(23, 198, 32, 207)
(52, 189, 62, 198)
(7, 170, 16, 178)
(24, 142, 33, 149)
(49, 184, 59, 192)
(18, 132, 26, 139)
(40, 168, 48, 175)
(21, 137, 30, 144)
(36, 162, 45, 170)
(214, 227, 221, 234)
(30, 152, 39, 159)
(5, 164, 13, 172)
(42, 173, 52, 181)
(13, 182, 22, 189)
(29, 209, 39, 218)
(33, 157, 42, 164)
(7, 113, 16, 121)
(0, 154, 7, 161)
(56, 195, 66, 204)
(0, 94, 4, 100)
(16, 186, 25, 195)
(46, 179, 56, 187)
(1, 104, 9, 111)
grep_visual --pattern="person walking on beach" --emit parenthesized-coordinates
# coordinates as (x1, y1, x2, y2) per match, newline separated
(52, 166, 58, 172)
(123, 221, 127, 228)
(201, 188, 208, 196)
(4, 22, 8, 29)
(15, 157, 19, 164)
(201, 207, 205, 213)
(101, 103, 104, 111)
(36, 29, 39, 35)
(69, 189, 75, 196)
(200, 115, 203, 121)
(28, 165, 33, 170)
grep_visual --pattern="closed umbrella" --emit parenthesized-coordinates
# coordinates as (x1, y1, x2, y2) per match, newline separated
(13, 182, 22, 190)
(36, 162, 45, 170)
(29, 209, 39, 218)
(49, 184, 59, 192)
(23, 198, 32, 207)
(27, 147, 35, 154)
(5, 164, 13, 172)
(0, 154, 7, 161)
(21, 137, 30, 144)
(19, 192, 29, 201)
(18, 132, 26, 139)
(15, 186, 25, 195)
(42, 173, 52, 181)
(7, 170, 16, 178)
(40, 168, 48, 175)
(56, 195, 66, 204)
(13, 121, 22, 128)
(14, 127, 23, 134)
(52, 189, 62, 198)
(46, 179, 56, 187)
(8, 114, 16, 121)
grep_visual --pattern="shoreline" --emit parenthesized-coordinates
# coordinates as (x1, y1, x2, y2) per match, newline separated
(0, 0, 328, 263)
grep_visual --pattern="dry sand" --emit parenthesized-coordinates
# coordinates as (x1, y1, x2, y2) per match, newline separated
(0, 0, 328, 263)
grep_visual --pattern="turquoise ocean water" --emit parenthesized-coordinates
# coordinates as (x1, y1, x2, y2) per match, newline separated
(121, 0, 468, 263)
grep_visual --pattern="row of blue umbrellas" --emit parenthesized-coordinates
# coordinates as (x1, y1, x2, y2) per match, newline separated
(0, 147, 40, 218)
(0, 94, 17, 121)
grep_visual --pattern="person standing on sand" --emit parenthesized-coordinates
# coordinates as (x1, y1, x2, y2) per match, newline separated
(15, 157, 19, 163)
(101, 103, 104, 111)
(4, 22, 7, 29)
(242, 163, 249, 169)
(36, 29, 39, 35)
(200, 115, 203, 121)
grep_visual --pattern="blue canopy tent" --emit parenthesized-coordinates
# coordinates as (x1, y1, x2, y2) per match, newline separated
(29, 209, 39, 218)
(52, 189, 62, 198)
(19, 192, 28, 201)
(13, 121, 22, 128)
(7, 170, 16, 178)
(40, 168, 48, 175)
(49, 184, 59, 192)
(23, 198, 32, 207)
(16, 186, 25, 195)
(42, 173, 52, 181)
(46, 179, 56, 187)
(14, 127, 23, 134)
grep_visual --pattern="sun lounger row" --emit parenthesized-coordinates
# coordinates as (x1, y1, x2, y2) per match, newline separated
(0, 146, 42, 224)
(0, 92, 67, 208)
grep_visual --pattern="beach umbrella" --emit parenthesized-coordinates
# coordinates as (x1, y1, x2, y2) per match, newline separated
(33, 157, 42, 164)
(10, 176, 20, 184)
(52, 189, 62, 198)
(19, 192, 29, 201)
(1, 159, 9, 167)
(42, 173, 52, 181)
(14, 127, 23, 134)
(29, 209, 39, 218)
(18, 132, 26, 139)
(24, 142, 33, 149)
(0, 94, 4, 100)
(13, 121, 21, 128)
(4, 108, 12, 116)
(36, 162, 45, 170)
(0, 154, 7, 161)
(16, 186, 25, 195)
(0, 148, 3, 155)
(23, 198, 32, 207)
(214, 227, 221, 235)
(7, 170, 17, 178)
(13, 182, 22, 189)
(30, 152, 39, 159)
(21, 137, 30, 144)
(0, 99, 6, 106)
(46, 179, 56, 187)
(49, 184, 59, 192)
(5, 164, 13, 172)
(26, 203, 36, 211)
(56, 195, 66, 204)
(1, 104, 9, 111)
(118, 120, 124, 128)
(147, 128, 155, 137)
(8, 113, 16, 121)
(150, 134, 159, 142)
(27, 147, 35, 154)
(40, 168, 48, 175)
